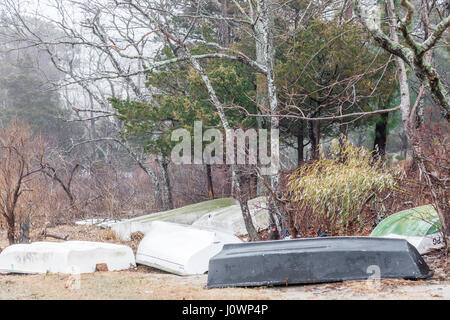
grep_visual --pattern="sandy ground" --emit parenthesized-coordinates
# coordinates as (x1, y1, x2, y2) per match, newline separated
(0, 269, 449, 300)
(0, 226, 449, 300)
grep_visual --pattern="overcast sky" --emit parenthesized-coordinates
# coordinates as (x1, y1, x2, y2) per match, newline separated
(21, 0, 84, 24)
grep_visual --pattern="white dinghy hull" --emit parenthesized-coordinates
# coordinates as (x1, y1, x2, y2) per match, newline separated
(135, 221, 242, 275)
(111, 198, 236, 240)
(0, 241, 136, 274)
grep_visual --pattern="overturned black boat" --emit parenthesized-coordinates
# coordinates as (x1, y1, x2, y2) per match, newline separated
(207, 237, 433, 288)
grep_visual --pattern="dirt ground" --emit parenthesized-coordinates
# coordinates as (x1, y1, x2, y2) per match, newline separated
(1, 269, 449, 300)
(0, 225, 449, 300)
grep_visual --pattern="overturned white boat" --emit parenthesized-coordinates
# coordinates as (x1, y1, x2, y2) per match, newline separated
(0, 241, 136, 274)
(75, 218, 123, 229)
(192, 197, 270, 235)
(111, 198, 237, 240)
(135, 221, 242, 275)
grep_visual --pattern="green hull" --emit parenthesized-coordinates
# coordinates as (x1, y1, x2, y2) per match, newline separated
(371, 205, 441, 237)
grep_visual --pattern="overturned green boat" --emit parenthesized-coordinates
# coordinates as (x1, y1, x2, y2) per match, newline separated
(371, 205, 445, 254)
(207, 237, 432, 288)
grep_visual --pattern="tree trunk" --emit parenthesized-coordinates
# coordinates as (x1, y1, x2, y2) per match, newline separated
(255, 2, 267, 198)
(150, 172, 164, 209)
(188, 53, 259, 239)
(205, 164, 215, 200)
(308, 119, 320, 161)
(297, 122, 304, 166)
(248, 172, 258, 199)
(259, 0, 286, 237)
(218, 0, 230, 47)
(158, 154, 174, 210)
(234, 167, 260, 241)
(373, 112, 388, 157)
(308, 120, 315, 161)
(314, 120, 320, 159)
(399, 132, 408, 159)
(385, 0, 449, 238)
(19, 216, 30, 244)
(344, 0, 353, 19)
(7, 216, 15, 245)
(139, 163, 164, 210)
(230, 166, 236, 197)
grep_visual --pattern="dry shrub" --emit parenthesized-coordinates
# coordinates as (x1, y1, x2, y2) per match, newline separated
(169, 163, 233, 206)
(25, 157, 232, 233)
(0, 121, 85, 242)
(287, 139, 402, 234)
(39, 163, 160, 225)
(0, 120, 46, 244)
(101, 228, 117, 241)
(411, 118, 449, 237)
(129, 231, 144, 253)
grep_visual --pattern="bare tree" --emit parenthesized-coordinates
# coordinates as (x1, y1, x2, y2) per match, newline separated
(353, 0, 449, 237)
(0, 0, 176, 210)
(0, 120, 45, 244)
(352, 0, 449, 120)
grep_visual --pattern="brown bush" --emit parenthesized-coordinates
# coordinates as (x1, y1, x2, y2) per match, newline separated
(0, 120, 46, 244)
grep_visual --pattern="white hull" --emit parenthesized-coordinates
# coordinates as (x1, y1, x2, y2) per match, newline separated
(135, 221, 242, 275)
(111, 198, 236, 240)
(379, 233, 446, 254)
(0, 241, 136, 274)
(192, 197, 270, 235)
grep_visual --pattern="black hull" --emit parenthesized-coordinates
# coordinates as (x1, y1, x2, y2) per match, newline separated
(207, 237, 433, 288)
